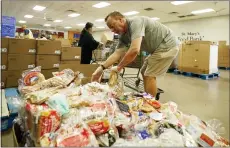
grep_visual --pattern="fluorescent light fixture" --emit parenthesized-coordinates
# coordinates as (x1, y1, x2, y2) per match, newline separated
(95, 19, 104, 22)
(24, 15, 34, 18)
(151, 17, 160, 20)
(18, 20, 26, 23)
(123, 11, 139, 16)
(96, 26, 105, 29)
(54, 20, 63, 22)
(68, 13, 80, 17)
(93, 2, 111, 8)
(171, 1, 194, 5)
(44, 24, 51, 27)
(64, 26, 72, 29)
(77, 23, 85, 26)
(191, 8, 215, 14)
(33, 5, 46, 11)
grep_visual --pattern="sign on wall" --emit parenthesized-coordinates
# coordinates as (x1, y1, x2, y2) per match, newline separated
(177, 32, 205, 42)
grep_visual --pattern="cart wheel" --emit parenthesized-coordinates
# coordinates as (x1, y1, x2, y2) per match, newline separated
(135, 78, 141, 87)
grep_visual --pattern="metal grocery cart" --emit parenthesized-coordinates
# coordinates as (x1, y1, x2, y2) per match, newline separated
(120, 53, 164, 100)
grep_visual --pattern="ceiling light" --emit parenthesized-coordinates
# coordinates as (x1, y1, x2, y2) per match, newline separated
(151, 17, 160, 20)
(64, 26, 72, 29)
(171, 1, 194, 5)
(92, 2, 111, 8)
(24, 15, 34, 18)
(18, 20, 26, 23)
(77, 23, 85, 26)
(96, 26, 105, 29)
(33, 5, 46, 11)
(191, 8, 215, 14)
(95, 19, 104, 22)
(54, 20, 63, 22)
(68, 13, 80, 17)
(123, 11, 139, 16)
(44, 24, 51, 27)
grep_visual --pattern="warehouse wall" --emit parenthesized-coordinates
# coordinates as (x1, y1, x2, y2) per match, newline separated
(92, 30, 114, 42)
(92, 15, 229, 44)
(164, 15, 229, 44)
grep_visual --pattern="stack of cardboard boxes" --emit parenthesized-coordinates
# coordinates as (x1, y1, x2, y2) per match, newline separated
(1, 38, 37, 88)
(218, 41, 229, 68)
(178, 41, 219, 75)
(37, 40, 62, 79)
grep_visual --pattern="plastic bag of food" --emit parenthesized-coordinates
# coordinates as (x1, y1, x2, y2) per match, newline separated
(46, 93, 69, 116)
(52, 69, 75, 86)
(96, 125, 119, 147)
(55, 122, 98, 147)
(206, 119, 225, 135)
(18, 67, 45, 94)
(25, 86, 60, 104)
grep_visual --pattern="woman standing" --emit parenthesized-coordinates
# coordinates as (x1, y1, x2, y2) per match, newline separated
(78, 22, 101, 64)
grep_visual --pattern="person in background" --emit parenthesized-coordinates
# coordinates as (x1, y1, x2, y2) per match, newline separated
(40, 34, 47, 40)
(91, 11, 179, 97)
(22, 25, 34, 39)
(78, 22, 103, 64)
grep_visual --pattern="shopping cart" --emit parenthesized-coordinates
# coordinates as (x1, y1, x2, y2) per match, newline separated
(120, 53, 164, 100)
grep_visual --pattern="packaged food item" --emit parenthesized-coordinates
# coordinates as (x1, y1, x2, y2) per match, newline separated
(145, 99, 161, 109)
(25, 87, 59, 104)
(52, 69, 75, 86)
(37, 110, 61, 143)
(55, 123, 98, 147)
(46, 93, 69, 116)
(96, 126, 119, 147)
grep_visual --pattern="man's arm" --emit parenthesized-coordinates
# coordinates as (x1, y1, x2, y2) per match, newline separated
(116, 37, 142, 71)
(102, 48, 126, 68)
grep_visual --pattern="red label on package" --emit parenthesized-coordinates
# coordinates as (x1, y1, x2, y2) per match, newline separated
(23, 71, 40, 86)
(40, 110, 61, 137)
(198, 133, 215, 147)
(88, 121, 109, 135)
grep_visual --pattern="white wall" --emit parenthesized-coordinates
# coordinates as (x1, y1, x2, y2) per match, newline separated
(92, 30, 114, 42)
(92, 15, 229, 44)
(164, 15, 229, 44)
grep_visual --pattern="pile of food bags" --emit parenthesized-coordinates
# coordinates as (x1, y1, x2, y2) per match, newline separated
(14, 67, 229, 147)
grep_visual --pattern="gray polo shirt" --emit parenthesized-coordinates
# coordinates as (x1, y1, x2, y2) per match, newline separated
(117, 16, 177, 53)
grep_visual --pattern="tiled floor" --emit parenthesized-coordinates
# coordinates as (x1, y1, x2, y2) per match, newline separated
(1, 69, 229, 146)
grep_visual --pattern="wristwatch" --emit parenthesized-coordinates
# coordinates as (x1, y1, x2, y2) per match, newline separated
(100, 64, 106, 70)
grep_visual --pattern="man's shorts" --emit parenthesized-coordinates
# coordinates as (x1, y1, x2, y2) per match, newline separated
(141, 46, 179, 77)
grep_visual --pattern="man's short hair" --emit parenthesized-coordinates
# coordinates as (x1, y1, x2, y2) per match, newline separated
(105, 11, 125, 22)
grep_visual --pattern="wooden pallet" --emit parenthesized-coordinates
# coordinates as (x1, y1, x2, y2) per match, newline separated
(218, 67, 230, 70)
(174, 70, 220, 80)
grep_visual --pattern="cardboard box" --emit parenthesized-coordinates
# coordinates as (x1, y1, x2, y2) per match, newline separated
(1, 54, 7, 70)
(61, 47, 81, 60)
(41, 69, 59, 79)
(178, 41, 218, 74)
(9, 38, 36, 54)
(1, 71, 7, 88)
(56, 39, 71, 47)
(61, 60, 81, 64)
(8, 54, 36, 70)
(218, 41, 227, 46)
(6, 70, 23, 87)
(1, 38, 9, 53)
(37, 40, 61, 55)
(36, 55, 60, 69)
(218, 45, 229, 67)
(59, 64, 99, 77)
(81, 77, 92, 85)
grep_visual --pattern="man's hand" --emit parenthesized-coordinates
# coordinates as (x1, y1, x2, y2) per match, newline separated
(91, 66, 103, 82)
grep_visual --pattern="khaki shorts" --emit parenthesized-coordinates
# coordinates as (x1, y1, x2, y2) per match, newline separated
(141, 46, 179, 77)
